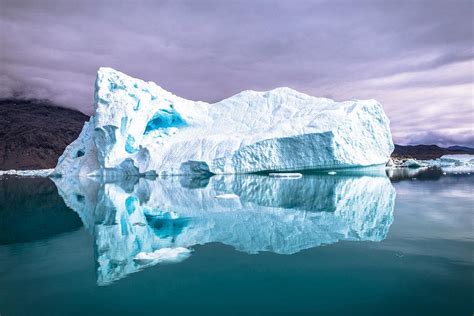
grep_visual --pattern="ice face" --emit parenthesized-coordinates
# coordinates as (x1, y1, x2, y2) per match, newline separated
(52, 171, 395, 285)
(54, 67, 394, 177)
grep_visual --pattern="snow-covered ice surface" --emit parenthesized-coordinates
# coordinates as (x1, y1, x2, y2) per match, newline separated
(52, 172, 395, 285)
(0, 168, 54, 177)
(55, 67, 394, 177)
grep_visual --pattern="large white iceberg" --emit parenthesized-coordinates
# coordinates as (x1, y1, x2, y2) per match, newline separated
(55, 68, 394, 177)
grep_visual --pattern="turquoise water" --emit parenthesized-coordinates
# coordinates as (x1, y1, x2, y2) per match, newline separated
(0, 170, 472, 315)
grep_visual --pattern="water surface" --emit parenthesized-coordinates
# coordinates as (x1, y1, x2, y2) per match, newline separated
(0, 169, 472, 315)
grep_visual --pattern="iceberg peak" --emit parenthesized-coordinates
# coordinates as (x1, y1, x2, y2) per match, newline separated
(55, 67, 394, 177)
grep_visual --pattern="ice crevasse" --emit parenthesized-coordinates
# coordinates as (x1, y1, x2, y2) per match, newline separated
(54, 67, 394, 177)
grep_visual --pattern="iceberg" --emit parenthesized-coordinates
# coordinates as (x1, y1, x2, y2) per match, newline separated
(401, 159, 427, 168)
(424, 154, 474, 174)
(52, 172, 395, 285)
(54, 68, 394, 177)
(0, 168, 54, 177)
(438, 154, 474, 165)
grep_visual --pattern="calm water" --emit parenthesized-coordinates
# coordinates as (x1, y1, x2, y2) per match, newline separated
(0, 169, 472, 315)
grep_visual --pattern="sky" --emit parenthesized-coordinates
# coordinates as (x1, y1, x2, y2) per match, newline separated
(0, 0, 473, 146)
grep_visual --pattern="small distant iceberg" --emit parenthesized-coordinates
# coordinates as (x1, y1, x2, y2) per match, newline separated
(438, 154, 474, 165)
(425, 154, 474, 174)
(0, 168, 54, 177)
(401, 159, 427, 168)
(54, 67, 394, 178)
(388, 154, 474, 174)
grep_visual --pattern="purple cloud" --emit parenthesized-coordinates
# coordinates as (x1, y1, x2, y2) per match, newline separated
(0, 0, 472, 146)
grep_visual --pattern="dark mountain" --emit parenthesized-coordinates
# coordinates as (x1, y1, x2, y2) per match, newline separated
(0, 99, 89, 170)
(448, 145, 474, 153)
(392, 144, 473, 160)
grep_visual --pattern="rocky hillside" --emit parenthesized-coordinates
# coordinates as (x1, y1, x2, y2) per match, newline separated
(0, 99, 89, 170)
(392, 144, 472, 160)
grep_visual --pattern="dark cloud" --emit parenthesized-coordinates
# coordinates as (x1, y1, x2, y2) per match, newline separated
(0, 0, 472, 146)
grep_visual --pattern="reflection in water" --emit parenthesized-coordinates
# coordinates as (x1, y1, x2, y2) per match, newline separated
(53, 172, 395, 285)
(386, 167, 443, 181)
(0, 177, 82, 245)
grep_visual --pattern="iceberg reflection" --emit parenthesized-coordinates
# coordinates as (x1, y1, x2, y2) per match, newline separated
(53, 172, 395, 285)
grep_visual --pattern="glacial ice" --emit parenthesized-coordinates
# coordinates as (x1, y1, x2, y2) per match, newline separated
(401, 159, 427, 168)
(52, 172, 395, 285)
(54, 67, 394, 177)
(439, 154, 474, 165)
(0, 168, 54, 177)
(425, 154, 474, 173)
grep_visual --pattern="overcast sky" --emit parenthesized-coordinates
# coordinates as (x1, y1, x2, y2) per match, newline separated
(0, 0, 473, 146)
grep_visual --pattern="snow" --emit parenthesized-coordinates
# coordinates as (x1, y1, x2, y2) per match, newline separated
(52, 172, 395, 285)
(0, 168, 54, 177)
(55, 67, 394, 177)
